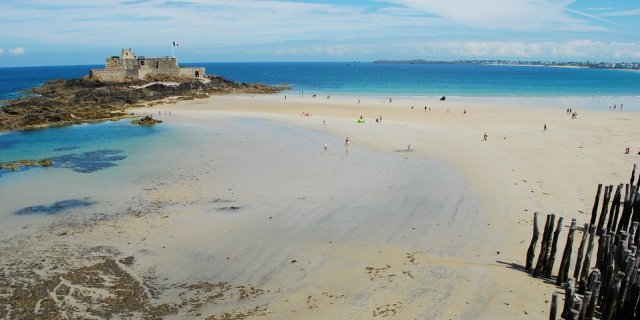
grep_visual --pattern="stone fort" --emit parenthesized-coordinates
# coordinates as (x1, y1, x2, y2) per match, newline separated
(90, 48, 205, 81)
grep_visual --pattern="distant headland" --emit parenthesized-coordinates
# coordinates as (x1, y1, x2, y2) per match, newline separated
(0, 48, 288, 132)
(374, 59, 640, 70)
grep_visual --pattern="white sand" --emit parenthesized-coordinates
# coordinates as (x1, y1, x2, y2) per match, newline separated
(2, 94, 639, 319)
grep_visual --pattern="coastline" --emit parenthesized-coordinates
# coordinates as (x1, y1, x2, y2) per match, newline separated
(2, 92, 639, 318)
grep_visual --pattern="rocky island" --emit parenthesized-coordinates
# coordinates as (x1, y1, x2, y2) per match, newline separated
(0, 49, 287, 132)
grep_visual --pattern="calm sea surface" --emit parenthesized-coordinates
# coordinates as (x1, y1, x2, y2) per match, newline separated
(2, 62, 640, 100)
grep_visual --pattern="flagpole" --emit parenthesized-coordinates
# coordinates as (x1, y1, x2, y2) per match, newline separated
(172, 42, 174, 58)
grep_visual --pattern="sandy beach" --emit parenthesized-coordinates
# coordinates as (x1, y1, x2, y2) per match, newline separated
(1, 93, 639, 319)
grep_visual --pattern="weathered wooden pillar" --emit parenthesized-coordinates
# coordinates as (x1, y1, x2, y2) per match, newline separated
(558, 219, 577, 285)
(607, 184, 623, 233)
(546, 216, 564, 278)
(562, 278, 576, 319)
(579, 225, 597, 293)
(619, 272, 640, 319)
(550, 292, 558, 320)
(618, 255, 635, 314)
(585, 278, 600, 320)
(595, 232, 609, 273)
(618, 185, 636, 233)
(603, 271, 625, 320)
(578, 290, 591, 320)
(590, 184, 603, 226)
(535, 214, 555, 277)
(629, 221, 638, 249)
(573, 224, 590, 280)
(526, 212, 541, 272)
(597, 185, 613, 235)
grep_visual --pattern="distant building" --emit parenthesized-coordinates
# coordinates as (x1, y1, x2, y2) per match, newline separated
(90, 48, 205, 81)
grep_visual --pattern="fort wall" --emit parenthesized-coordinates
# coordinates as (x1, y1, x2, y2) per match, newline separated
(179, 67, 205, 78)
(89, 70, 128, 82)
(90, 48, 205, 82)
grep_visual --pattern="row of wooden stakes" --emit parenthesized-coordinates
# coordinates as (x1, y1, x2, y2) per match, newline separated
(525, 164, 640, 320)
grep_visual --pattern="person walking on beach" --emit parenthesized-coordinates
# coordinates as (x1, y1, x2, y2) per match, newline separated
(483, 132, 488, 141)
(544, 124, 547, 131)
(345, 137, 349, 147)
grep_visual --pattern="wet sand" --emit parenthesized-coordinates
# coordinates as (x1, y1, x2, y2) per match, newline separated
(1, 94, 639, 319)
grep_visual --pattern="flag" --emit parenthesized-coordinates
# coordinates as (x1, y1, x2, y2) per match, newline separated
(172, 41, 179, 47)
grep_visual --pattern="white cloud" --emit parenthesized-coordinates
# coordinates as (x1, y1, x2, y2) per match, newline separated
(0, 48, 4, 55)
(9, 47, 25, 55)
(599, 8, 640, 17)
(0, 0, 636, 64)
(381, 0, 605, 31)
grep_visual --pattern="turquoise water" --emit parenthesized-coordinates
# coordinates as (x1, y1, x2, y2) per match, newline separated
(0, 119, 178, 182)
(185, 62, 640, 97)
(0, 118, 195, 223)
(2, 63, 640, 100)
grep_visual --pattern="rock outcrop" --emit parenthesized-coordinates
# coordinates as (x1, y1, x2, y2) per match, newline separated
(0, 75, 287, 132)
(131, 115, 163, 126)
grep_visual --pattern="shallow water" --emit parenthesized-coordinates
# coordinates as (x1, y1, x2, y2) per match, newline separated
(0, 119, 192, 235)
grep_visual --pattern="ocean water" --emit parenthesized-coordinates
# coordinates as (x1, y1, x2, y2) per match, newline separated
(185, 62, 640, 97)
(2, 63, 640, 100)
(0, 118, 196, 232)
(0, 65, 99, 100)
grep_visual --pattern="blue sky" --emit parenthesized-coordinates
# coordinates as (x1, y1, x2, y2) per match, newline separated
(1, 0, 639, 67)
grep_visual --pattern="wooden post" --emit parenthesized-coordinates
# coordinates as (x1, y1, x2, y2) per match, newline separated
(546, 216, 564, 278)
(618, 255, 635, 314)
(618, 185, 635, 232)
(629, 221, 638, 249)
(558, 219, 577, 285)
(579, 225, 597, 293)
(573, 224, 590, 280)
(586, 278, 600, 320)
(595, 232, 609, 274)
(597, 185, 612, 235)
(631, 164, 637, 187)
(603, 271, 625, 320)
(535, 214, 554, 277)
(526, 212, 541, 272)
(562, 278, 576, 319)
(620, 272, 640, 319)
(606, 184, 623, 233)
(578, 290, 591, 320)
(550, 292, 558, 320)
(631, 189, 640, 226)
(590, 184, 603, 226)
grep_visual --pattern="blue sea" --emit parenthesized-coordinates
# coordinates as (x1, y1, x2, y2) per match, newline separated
(2, 62, 640, 101)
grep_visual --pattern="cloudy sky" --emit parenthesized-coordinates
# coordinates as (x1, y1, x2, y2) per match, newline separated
(1, 0, 639, 66)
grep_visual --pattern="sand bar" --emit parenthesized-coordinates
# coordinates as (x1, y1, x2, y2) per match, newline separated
(1, 94, 639, 319)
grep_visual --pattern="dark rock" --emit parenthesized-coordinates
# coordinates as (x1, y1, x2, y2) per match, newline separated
(131, 115, 162, 126)
(119, 256, 135, 266)
(0, 75, 288, 132)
